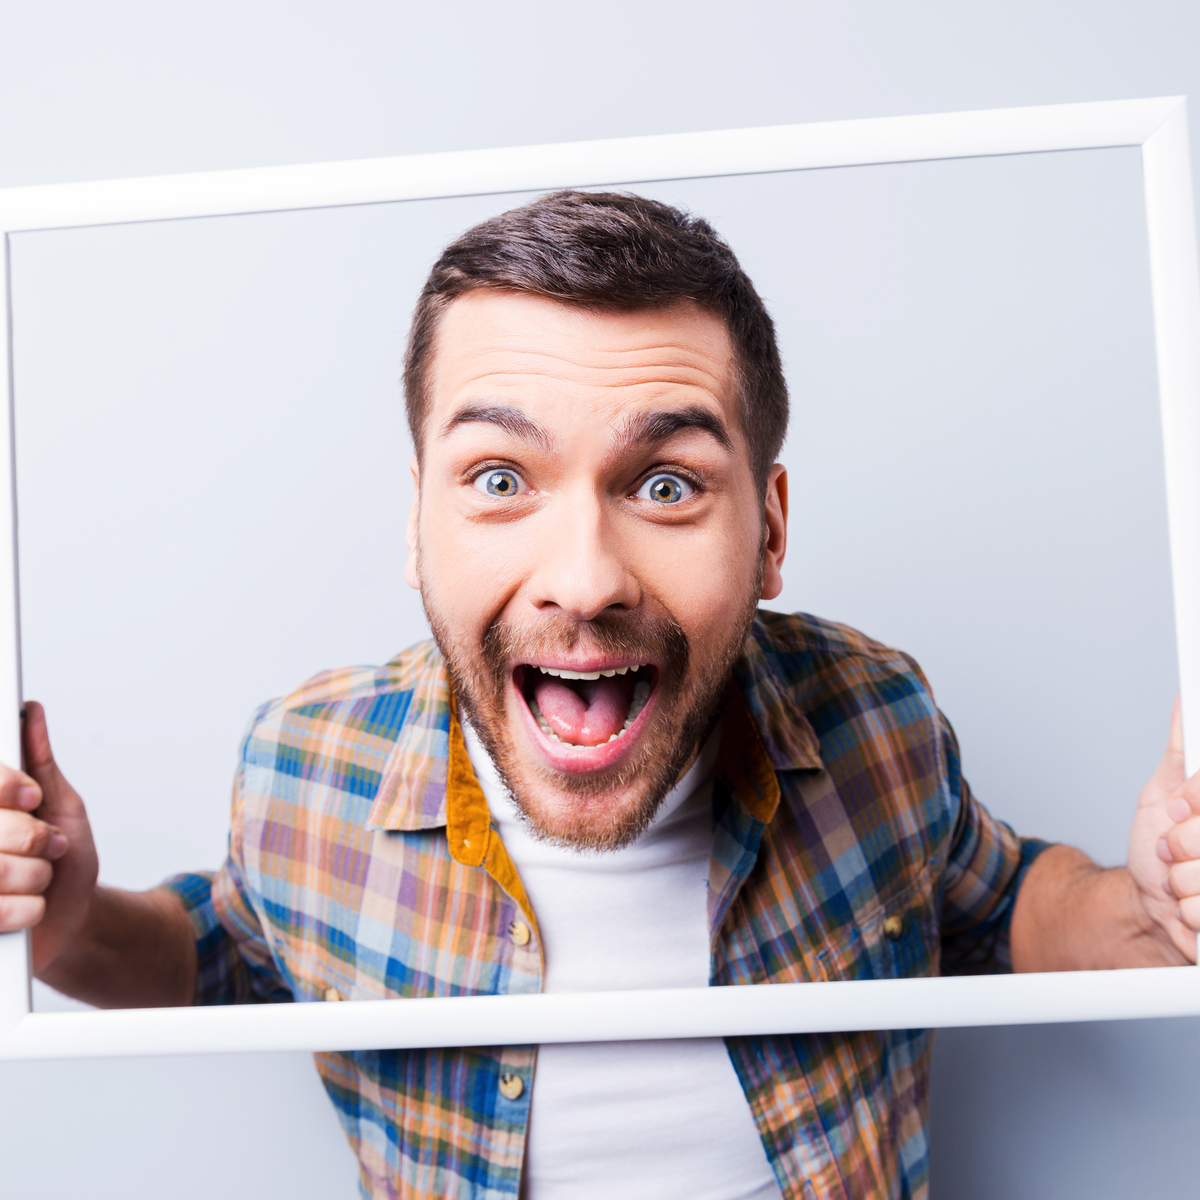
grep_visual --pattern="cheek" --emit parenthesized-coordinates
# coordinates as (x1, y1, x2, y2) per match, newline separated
(634, 523, 760, 638)
(417, 503, 525, 632)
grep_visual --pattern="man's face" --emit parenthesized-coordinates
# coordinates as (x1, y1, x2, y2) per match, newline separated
(407, 290, 787, 850)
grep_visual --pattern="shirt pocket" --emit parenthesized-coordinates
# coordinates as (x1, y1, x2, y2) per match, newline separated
(797, 860, 939, 984)
(854, 860, 940, 980)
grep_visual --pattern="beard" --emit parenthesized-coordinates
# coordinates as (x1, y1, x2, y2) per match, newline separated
(423, 581, 761, 853)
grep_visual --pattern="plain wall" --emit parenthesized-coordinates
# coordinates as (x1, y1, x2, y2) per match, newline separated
(0, 3, 1196, 1196)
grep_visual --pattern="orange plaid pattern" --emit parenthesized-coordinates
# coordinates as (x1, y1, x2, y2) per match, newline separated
(167, 610, 1047, 1198)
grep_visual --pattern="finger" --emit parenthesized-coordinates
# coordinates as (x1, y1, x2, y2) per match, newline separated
(1168, 789, 1200, 822)
(1165, 814, 1200, 862)
(0, 810, 66, 860)
(0, 852, 52, 895)
(1165, 758, 1200, 820)
(0, 893, 45, 933)
(0, 701, 54, 810)
(1180, 894, 1200, 933)
(0, 762, 42, 812)
(1166, 858, 1200, 899)
(1165, 813, 1200, 863)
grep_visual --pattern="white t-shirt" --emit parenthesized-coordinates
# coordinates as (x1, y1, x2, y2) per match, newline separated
(463, 722, 782, 1200)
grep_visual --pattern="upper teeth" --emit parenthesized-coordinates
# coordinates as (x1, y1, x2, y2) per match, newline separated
(535, 664, 643, 680)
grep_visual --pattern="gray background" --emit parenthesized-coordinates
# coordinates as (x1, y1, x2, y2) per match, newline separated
(0, 2, 1194, 1196)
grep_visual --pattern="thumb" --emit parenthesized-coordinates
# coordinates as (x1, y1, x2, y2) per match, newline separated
(21, 701, 75, 817)
(1168, 695, 1185, 759)
(1143, 696, 1187, 801)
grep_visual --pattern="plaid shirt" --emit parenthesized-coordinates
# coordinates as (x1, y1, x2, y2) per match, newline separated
(166, 610, 1047, 1200)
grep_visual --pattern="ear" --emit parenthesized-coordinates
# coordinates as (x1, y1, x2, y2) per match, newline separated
(404, 456, 421, 591)
(759, 464, 788, 601)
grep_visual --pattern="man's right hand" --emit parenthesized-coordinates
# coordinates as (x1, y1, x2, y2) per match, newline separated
(0, 701, 99, 973)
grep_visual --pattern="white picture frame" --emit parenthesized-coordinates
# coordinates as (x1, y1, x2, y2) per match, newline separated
(2, 97, 1200, 1061)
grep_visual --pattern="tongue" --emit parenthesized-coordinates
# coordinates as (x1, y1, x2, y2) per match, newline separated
(531, 674, 636, 746)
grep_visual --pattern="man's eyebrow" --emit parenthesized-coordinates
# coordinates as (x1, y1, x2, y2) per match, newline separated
(440, 404, 555, 452)
(613, 405, 735, 456)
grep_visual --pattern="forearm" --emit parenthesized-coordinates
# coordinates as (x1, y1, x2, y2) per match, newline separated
(36, 885, 197, 1008)
(1010, 844, 1188, 971)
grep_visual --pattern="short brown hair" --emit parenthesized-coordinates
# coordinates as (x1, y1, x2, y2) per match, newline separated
(403, 190, 788, 488)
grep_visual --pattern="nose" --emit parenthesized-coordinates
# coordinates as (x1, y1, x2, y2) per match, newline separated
(525, 490, 641, 620)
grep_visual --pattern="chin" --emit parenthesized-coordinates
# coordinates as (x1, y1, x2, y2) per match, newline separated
(507, 782, 661, 852)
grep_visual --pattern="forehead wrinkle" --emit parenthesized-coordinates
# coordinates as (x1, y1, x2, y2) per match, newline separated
(453, 362, 729, 400)
(459, 337, 730, 379)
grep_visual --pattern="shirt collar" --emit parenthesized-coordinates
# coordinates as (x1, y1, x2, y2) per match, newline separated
(365, 642, 453, 831)
(730, 618, 824, 772)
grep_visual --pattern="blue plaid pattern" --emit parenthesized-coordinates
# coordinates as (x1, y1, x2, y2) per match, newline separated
(166, 609, 1048, 1199)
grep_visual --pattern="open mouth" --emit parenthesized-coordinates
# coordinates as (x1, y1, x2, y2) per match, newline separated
(514, 662, 657, 752)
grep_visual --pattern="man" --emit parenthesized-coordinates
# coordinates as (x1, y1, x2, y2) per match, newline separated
(0, 190, 1198, 1199)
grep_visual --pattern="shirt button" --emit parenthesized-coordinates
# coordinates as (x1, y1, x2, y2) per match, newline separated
(508, 919, 531, 947)
(324, 986, 342, 1002)
(883, 914, 905, 941)
(498, 1073, 525, 1100)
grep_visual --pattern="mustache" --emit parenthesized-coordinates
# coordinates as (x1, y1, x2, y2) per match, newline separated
(480, 611, 690, 689)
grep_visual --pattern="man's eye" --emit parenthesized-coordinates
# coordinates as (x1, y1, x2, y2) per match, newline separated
(473, 469, 527, 498)
(636, 474, 693, 504)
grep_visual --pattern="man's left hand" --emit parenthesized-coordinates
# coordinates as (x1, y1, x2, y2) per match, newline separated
(1128, 700, 1200, 962)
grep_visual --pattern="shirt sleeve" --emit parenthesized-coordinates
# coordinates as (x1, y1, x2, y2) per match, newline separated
(938, 711, 1051, 975)
(159, 717, 293, 1006)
